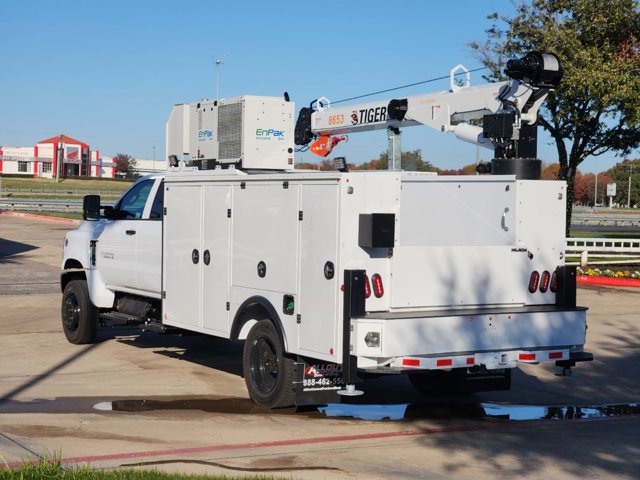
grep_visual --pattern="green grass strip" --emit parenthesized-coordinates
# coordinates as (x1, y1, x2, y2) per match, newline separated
(1, 457, 284, 480)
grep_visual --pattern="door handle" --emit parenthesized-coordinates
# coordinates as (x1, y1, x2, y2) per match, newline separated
(126, 230, 136, 235)
(501, 208, 510, 232)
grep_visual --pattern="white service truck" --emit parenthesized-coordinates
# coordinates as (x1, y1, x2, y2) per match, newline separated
(61, 52, 592, 408)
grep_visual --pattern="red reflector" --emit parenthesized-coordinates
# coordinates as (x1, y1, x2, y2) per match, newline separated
(540, 271, 551, 293)
(528, 271, 540, 293)
(550, 271, 558, 293)
(466, 357, 475, 365)
(436, 359, 453, 367)
(519, 353, 536, 361)
(364, 275, 371, 299)
(403, 358, 420, 366)
(371, 273, 384, 298)
(549, 352, 563, 359)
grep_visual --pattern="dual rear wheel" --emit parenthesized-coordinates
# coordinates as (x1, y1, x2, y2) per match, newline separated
(243, 320, 296, 408)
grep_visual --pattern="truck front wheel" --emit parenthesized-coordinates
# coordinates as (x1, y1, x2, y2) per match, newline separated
(61, 280, 98, 344)
(243, 320, 296, 408)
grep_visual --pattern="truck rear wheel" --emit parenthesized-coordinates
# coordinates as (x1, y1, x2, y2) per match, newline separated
(61, 279, 98, 344)
(243, 320, 296, 408)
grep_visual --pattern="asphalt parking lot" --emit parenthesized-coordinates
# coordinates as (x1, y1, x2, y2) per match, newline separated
(1, 214, 639, 479)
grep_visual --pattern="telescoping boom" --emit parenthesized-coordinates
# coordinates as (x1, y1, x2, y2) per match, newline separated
(295, 51, 564, 179)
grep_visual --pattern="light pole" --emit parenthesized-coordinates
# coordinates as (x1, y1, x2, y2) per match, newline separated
(153, 146, 156, 171)
(56, 141, 65, 183)
(593, 158, 598, 210)
(215, 59, 223, 99)
(628, 163, 635, 208)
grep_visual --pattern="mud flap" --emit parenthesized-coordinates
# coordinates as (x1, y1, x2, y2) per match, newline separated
(295, 358, 344, 406)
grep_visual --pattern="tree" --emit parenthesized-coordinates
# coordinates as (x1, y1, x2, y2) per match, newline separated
(541, 162, 560, 180)
(573, 171, 615, 206)
(437, 163, 492, 175)
(113, 153, 138, 177)
(471, 0, 640, 233)
(604, 158, 640, 207)
(358, 149, 436, 171)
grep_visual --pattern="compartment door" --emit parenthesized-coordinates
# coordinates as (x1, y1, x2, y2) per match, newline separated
(202, 185, 231, 336)
(163, 184, 202, 329)
(298, 184, 340, 357)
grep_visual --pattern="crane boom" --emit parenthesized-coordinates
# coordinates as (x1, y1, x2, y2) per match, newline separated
(294, 51, 563, 179)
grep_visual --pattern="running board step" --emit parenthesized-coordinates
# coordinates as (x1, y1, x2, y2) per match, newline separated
(99, 311, 143, 325)
(141, 321, 181, 334)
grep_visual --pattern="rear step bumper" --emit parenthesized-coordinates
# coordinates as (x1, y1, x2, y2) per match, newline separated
(555, 351, 594, 368)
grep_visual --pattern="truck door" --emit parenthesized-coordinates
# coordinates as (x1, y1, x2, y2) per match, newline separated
(96, 178, 157, 292)
(135, 180, 163, 296)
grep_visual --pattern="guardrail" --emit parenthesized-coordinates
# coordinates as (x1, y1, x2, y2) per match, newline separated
(0, 187, 124, 195)
(566, 237, 640, 265)
(572, 214, 640, 228)
(0, 198, 83, 213)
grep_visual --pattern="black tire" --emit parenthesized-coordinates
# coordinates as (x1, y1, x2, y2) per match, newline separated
(243, 320, 296, 408)
(61, 279, 98, 344)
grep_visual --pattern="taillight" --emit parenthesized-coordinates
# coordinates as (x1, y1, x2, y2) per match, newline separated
(550, 271, 558, 293)
(371, 273, 384, 298)
(364, 275, 371, 299)
(519, 353, 537, 361)
(528, 271, 540, 293)
(540, 271, 551, 293)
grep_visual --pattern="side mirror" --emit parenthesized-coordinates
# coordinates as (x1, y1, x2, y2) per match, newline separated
(83, 195, 101, 221)
(103, 206, 115, 220)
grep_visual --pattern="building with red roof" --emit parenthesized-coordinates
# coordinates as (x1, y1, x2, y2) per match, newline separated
(0, 134, 163, 178)
(0, 134, 113, 178)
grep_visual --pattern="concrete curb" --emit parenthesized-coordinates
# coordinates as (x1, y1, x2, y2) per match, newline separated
(577, 275, 640, 288)
(0, 210, 81, 225)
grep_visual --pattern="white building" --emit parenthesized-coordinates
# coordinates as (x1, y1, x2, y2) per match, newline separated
(0, 134, 165, 178)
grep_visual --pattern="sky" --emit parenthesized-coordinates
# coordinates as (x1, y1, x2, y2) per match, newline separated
(0, 0, 631, 173)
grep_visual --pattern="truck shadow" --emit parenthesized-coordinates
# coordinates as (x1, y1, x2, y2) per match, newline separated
(113, 329, 245, 378)
(0, 238, 37, 263)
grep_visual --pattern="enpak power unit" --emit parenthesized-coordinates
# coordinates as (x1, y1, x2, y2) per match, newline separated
(167, 95, 295, 170)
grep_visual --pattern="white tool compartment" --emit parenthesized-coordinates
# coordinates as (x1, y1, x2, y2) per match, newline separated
(389, 174, 566, 310)
(162, 176, 233, 336)
(161, 170, 401, 363)
(161, 168, 576, 371)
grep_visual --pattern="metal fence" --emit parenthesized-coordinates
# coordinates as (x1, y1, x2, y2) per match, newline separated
(572, 214, 640, 229)
(0, 198, 83, 213)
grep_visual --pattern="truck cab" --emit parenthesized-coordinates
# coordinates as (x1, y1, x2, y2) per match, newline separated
(61, 175, 164, 343)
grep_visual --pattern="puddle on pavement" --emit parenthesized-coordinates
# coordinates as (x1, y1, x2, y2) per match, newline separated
(481, 402, 640, 421)
(2, 397, 638, 422)
(319, 402, 640, 421)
